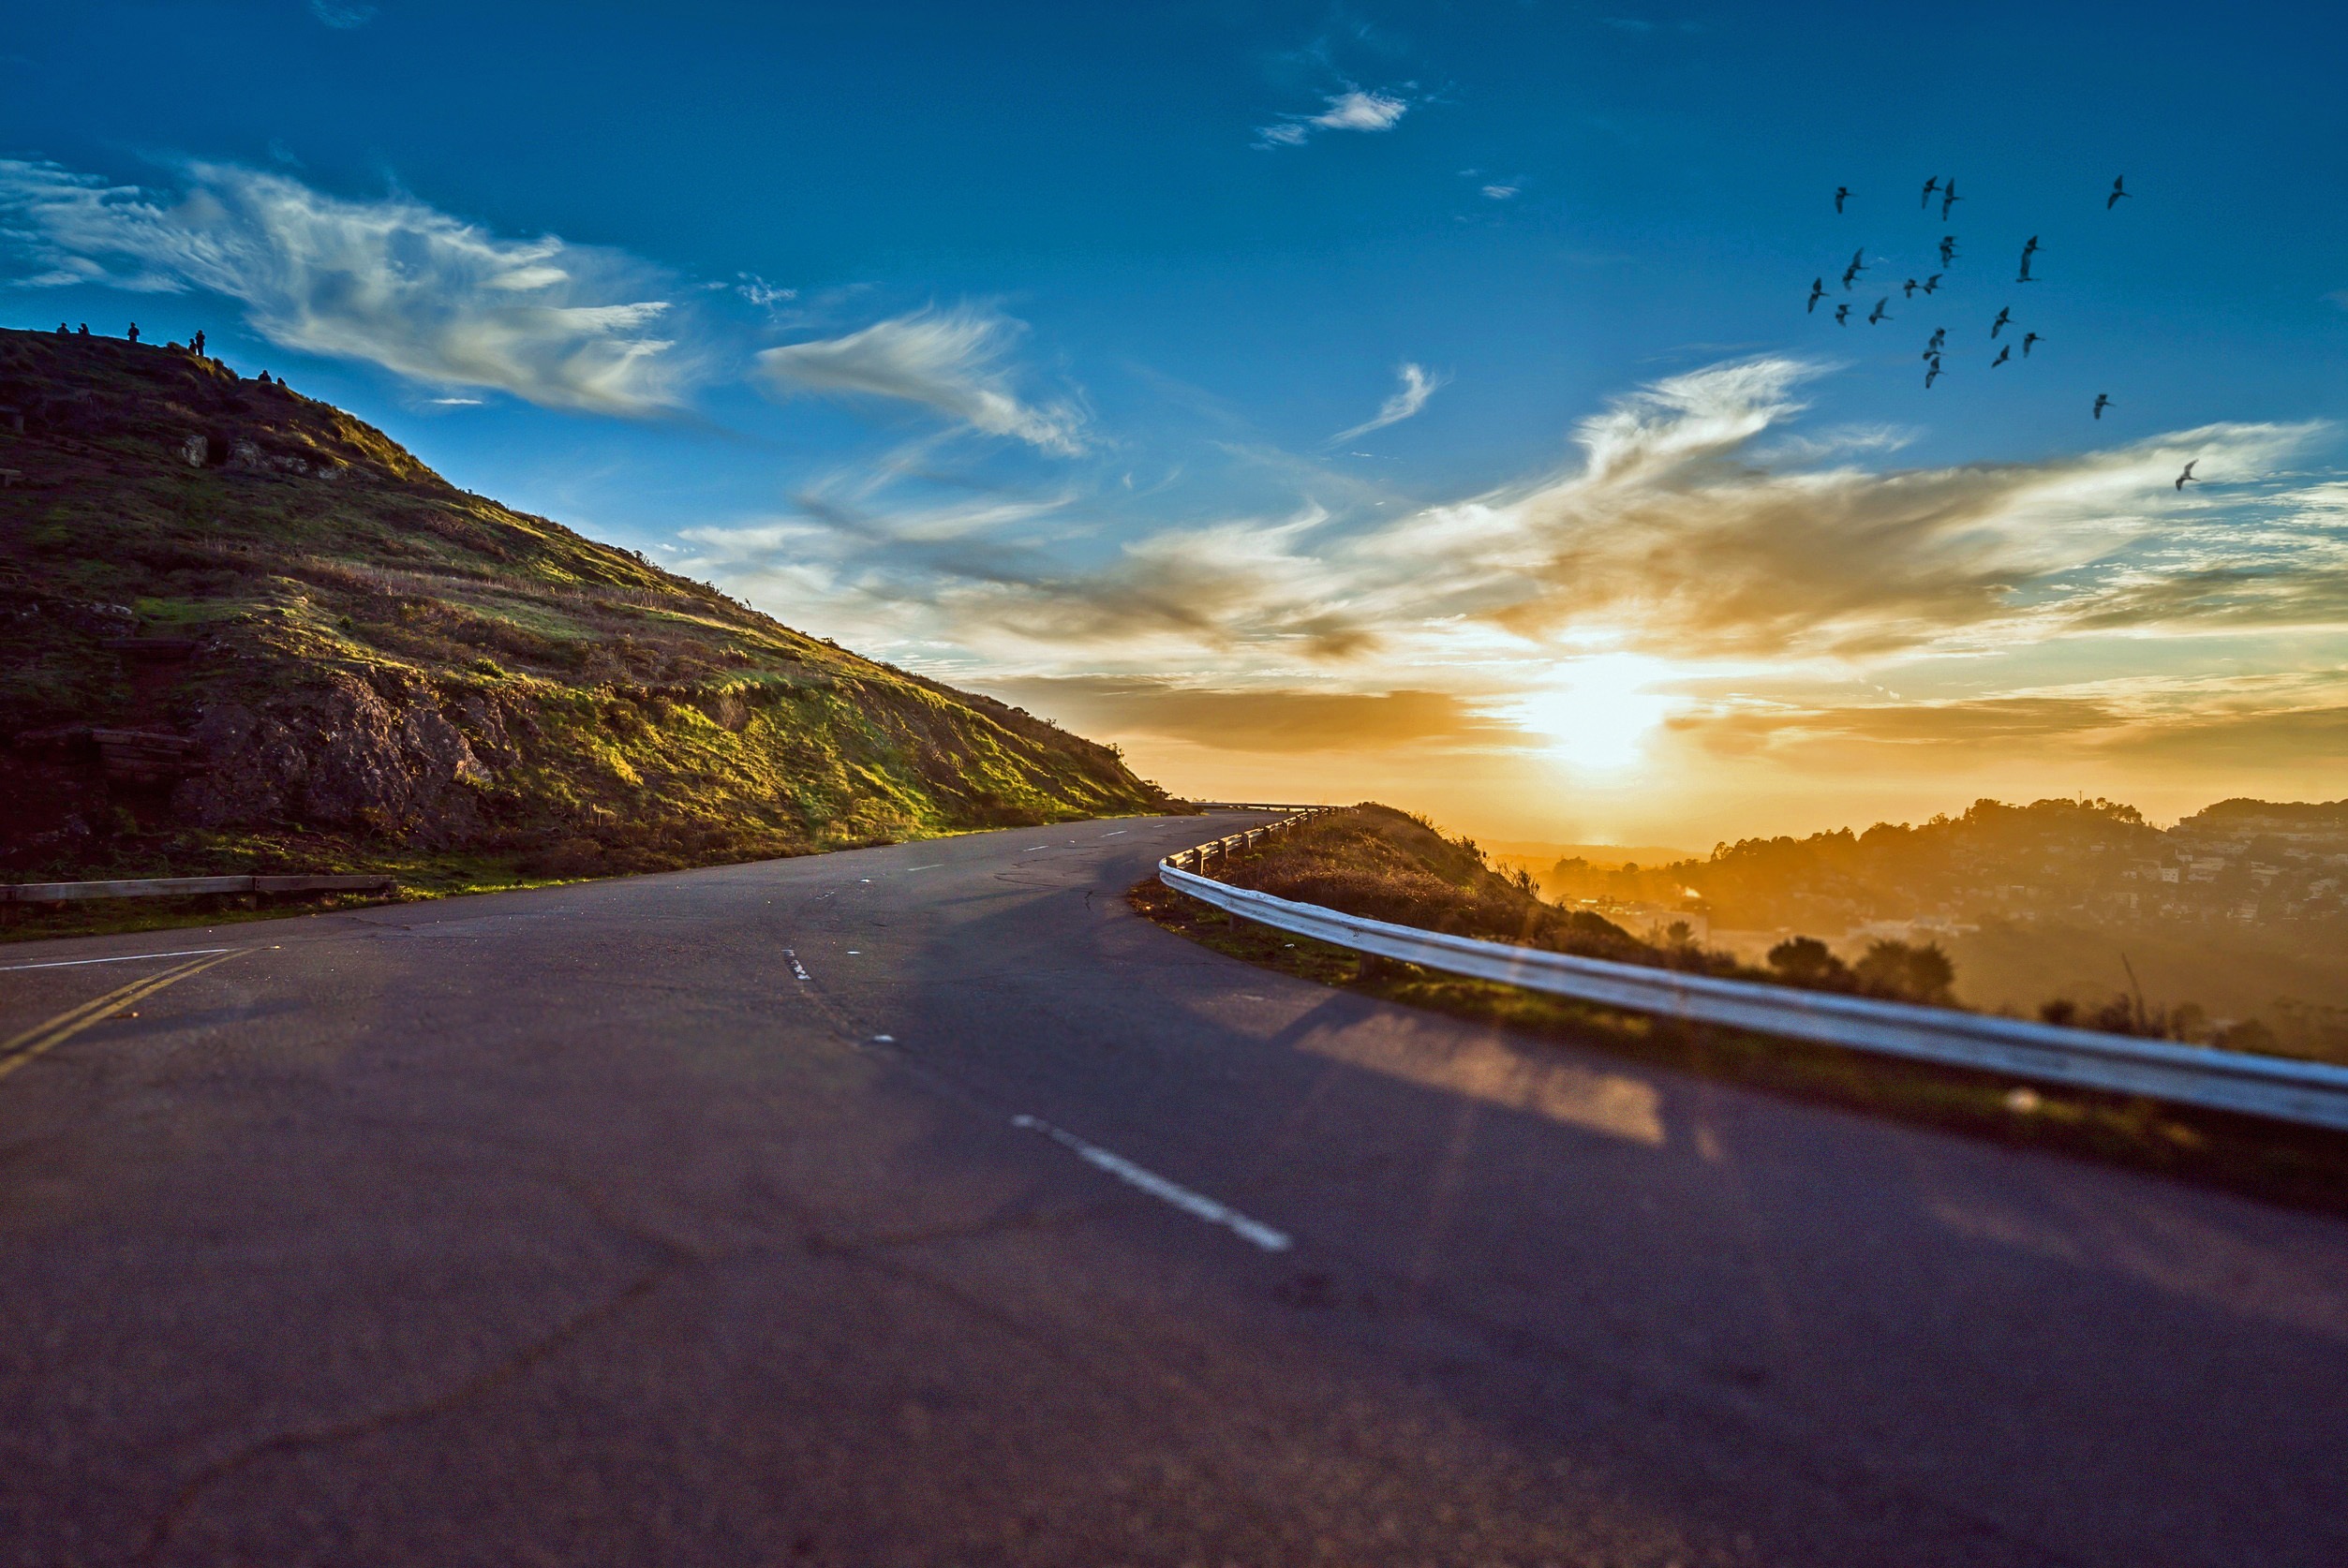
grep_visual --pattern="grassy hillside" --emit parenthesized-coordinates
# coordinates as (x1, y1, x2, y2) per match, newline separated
(0, 327, 1173, 897)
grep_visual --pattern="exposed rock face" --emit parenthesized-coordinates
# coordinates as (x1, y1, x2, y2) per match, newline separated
(221, 436, 342, 481)
(174, 677, 498, 847)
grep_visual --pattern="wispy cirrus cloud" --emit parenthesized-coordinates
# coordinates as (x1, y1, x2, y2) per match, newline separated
(1331, 362, 1448, 444)
(0, 158, 687, 413)
(1663, 672, 2348, 782)
(983, 677, 1513, 754)
(753, 305, 1086, 454)
(309, 0, 377, 27)
(1256, 88, 1412, 148)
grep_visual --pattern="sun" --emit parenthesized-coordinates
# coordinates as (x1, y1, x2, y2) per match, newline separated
(1502, 654, 1677, 773)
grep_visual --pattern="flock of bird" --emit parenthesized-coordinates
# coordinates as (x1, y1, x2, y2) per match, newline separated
(1806, 173, 2190, 483)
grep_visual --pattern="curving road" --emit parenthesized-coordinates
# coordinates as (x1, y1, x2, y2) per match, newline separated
(2, 812, 2344, 1567)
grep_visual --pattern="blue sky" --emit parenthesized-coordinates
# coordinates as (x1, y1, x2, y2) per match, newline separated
(6, 0, 2345, 841)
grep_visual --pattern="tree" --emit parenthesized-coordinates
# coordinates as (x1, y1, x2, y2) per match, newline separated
(1766, 936, 1851, 990)
(1852, 939, 1955, 1005)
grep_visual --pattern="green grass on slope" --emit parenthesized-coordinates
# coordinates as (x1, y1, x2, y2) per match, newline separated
(0, 327, 1176, 920)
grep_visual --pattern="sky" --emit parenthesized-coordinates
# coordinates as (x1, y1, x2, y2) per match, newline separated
(5, 0, 2345, 848)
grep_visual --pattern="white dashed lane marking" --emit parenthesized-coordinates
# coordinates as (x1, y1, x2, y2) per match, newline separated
(1011, 1115, 1292, 1252)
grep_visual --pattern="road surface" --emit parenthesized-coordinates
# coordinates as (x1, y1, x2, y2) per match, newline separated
(3, 812, 2344, 1566)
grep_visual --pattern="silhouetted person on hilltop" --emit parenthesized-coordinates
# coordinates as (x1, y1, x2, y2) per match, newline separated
(126, 323, 140, 343)
(77, 323, 89, 334)
(193, 330, 206, 356)
(258, 372, 273, 384)
(56, 322, 68, 335)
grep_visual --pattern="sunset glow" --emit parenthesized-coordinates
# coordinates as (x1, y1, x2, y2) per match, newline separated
(8, 4, 2340, 847)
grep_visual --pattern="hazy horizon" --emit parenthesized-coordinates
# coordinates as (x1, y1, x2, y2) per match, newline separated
(7, 0, 2342, 848)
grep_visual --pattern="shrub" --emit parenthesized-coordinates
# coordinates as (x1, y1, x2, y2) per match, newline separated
(1767, 936, 1851, 990)
(1852, 939, 1955, 1005)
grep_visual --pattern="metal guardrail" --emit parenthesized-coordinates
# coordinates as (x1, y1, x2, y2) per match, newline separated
(1158, 826, 2348, 1132)
(2, 874, 393, 904)
(1184, 801, 1330, 813)
(1163, 807, 1332, 875)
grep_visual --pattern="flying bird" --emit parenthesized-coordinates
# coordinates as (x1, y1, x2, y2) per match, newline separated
(1925, 327, 1947, 353)
(1939, 235, 1958, 266)
(2093, 393, 2112, 419)
(1835, 185, 1852, 213)
(1841, 247, 1868, 289)
(2023, 331, 2043, 356)
(1991, 306, 2013, 337)
(1940, 178, 1962, 220)
(1992, 345, 2012, 367)
(1903, 277, 1920, 298)
(1835, 303, 1851, 325)
(1807, 277, 1827, 312)
(1925, 363, 1943, 388)
(1921, 175, 1940, 210)
(1868, 298, 1892, 324)
(2176, 460, 2199, 490)
(1923, 273, 1944, 294)
(2018, 254, 2035, 283)
(2108, 175, 2130, 209)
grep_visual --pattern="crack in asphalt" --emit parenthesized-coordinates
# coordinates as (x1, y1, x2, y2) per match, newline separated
(801, 1201, 1110, 1257)
(133, 1169, 706, 1566)
(130, 1258, 683, 1565)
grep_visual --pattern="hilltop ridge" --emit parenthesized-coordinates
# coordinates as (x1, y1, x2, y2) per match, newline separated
(0, 326, 1173, 891)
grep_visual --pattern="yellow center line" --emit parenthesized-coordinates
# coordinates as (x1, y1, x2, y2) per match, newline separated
(0, 949, 247, 1083)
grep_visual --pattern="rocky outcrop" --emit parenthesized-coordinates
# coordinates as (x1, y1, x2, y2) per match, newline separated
(173, 676, 498, 847)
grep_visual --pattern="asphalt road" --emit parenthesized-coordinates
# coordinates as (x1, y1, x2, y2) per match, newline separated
(3, 811, 2344, 1567)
